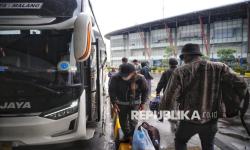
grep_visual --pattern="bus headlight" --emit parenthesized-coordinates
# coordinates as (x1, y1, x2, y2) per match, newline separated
(40, 100, 79, 120)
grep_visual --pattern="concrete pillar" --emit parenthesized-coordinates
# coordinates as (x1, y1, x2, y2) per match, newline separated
(175, 20, 178, 56)
(146, 31, 152, 64)
(145, 31, 150, 62)
(110, 39, 113, 66)
(207, 15, 211, 57)
(247, 3, 250, 66)
(124, 34, 130, 59)
(241, 18, 244, 58)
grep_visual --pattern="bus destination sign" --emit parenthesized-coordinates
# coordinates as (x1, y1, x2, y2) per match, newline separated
(0, 3, 43, 9)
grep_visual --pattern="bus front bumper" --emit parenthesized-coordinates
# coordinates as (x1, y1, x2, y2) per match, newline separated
(0, 113, 88, 146)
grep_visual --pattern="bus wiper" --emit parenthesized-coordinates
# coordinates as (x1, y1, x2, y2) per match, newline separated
(25, 80, 62, 95)
(53, 83, 82, 88)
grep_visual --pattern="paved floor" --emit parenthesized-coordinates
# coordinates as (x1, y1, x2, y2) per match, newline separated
(5, 73, 250, 150)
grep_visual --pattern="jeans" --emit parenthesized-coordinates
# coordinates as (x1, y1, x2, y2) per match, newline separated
(175, 120, 218, 150)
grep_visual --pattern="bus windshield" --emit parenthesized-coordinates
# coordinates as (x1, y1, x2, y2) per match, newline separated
(0, 29, 81, 88)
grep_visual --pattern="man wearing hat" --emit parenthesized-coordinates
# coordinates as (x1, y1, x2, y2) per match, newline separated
(109, 63, 148, 141)
(160, 43, 247, 150)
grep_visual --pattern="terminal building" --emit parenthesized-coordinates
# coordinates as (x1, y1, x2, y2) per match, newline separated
(105, 1, 250, 67)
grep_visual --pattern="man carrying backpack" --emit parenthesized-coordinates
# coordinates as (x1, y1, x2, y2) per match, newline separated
(156, 57, 178, 96)
(109, 63, 148, 142)
(160, 43, 249, 150)
(140, 61, 153, 98)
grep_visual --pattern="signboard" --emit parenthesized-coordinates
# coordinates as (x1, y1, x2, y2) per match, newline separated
(0, 3, 43, 9)
(0, 0, 78, 18)
(153, 60, 162, 67)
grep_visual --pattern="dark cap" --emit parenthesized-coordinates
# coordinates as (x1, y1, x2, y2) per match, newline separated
(118, 63, 136, 77)
(179, 43, 203, 60)
(141, 61, 148, 68)
(169, 58, 178, 66)
(132, 59, 138, 63)
(122, 57, 128, 63)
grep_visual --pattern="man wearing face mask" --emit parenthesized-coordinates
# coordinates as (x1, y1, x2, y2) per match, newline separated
(109, 63, 148, 141)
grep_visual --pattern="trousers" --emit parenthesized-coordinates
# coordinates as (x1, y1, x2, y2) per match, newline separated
(118, 104, 140, 138)
(175, 120, 218, 150)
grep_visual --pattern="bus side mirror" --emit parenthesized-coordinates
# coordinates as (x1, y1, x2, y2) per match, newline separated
(74, 13, 93, 62)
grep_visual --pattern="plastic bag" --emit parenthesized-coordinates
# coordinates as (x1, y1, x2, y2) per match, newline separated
(114, 114, 124, 140)
(132, 126, 155, 150)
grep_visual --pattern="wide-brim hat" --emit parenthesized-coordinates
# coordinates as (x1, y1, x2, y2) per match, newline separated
(179, 43, 203, 60)
(118, 63, 136, 77)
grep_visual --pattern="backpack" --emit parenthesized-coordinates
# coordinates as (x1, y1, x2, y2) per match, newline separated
(140, 66, 153, 80)
(221, 74, 250, 136)
(139, 122, 160, 150)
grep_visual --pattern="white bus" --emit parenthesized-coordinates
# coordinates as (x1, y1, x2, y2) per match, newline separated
(0, 0, 107, 146)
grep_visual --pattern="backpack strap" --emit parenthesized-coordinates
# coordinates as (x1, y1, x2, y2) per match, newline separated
(129, 74, 141, 105)
(141, 122, 150, 127)
(240, 115, 250, 136)
(241, 90, 250, 115)
(240, 90, 250, 136)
